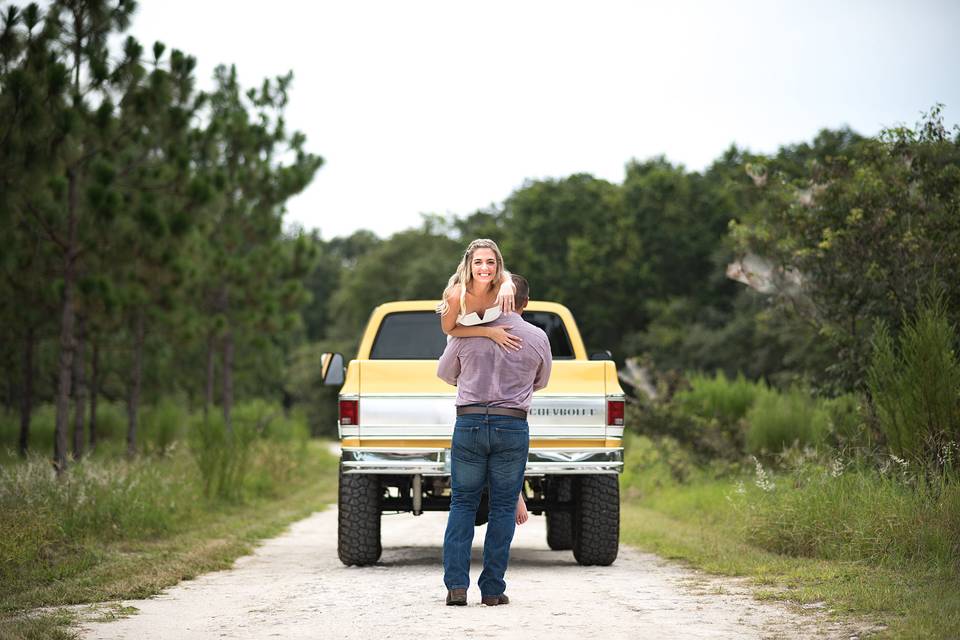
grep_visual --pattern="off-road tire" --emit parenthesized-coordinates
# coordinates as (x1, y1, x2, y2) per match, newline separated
(571, 474, 619, 566)
(545, 476, 573, 550)
(337, 466, 382, 566)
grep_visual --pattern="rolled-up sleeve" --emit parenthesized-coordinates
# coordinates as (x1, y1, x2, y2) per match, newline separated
(437, 341, 462, 386)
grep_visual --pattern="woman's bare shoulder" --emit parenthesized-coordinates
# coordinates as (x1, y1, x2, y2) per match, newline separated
(446, 284, 463, 301)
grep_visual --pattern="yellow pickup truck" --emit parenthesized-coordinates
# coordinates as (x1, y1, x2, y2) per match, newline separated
(321, 300, 624, 568)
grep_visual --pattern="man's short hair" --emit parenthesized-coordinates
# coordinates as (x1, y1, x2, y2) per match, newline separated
(512, 274, 530, 308)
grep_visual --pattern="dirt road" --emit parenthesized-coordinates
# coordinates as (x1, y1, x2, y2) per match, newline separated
(78, 507, 868, 640)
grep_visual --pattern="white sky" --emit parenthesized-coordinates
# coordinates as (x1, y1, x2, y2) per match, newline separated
(128, 0, 960, 240)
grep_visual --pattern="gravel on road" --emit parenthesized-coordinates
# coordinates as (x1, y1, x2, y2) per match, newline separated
(77, 506, 873, 640)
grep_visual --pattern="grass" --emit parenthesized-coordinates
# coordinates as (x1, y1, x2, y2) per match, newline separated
(0, 439, 339, 640)
(620, 433, 960, 639)
(744, 387, 830, 454)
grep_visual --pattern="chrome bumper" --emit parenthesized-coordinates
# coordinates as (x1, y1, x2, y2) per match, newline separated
(340, 447, 623, 475)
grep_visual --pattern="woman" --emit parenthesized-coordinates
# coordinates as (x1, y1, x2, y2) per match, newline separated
(438, 238, 529, 524)
(438, 238, 522, 351)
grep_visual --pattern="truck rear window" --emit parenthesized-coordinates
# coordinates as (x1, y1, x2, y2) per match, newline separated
(369, 311, 575, 360)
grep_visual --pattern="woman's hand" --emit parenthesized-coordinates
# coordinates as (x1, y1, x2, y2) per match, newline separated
(515, 494, 529, 525)
(497, 278, 516, 313)
(485, 325, 522, 351)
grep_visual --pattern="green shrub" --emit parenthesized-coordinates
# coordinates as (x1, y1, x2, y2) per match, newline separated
(744, 388, 830, 454)
(241, 404, 310, 498)
(675, 371, 768, 425)
(621, 432, 698, 497)
(641, 372, 770, 460)
(189, 412, 256, 501)
(140, 399, 188, 455)
(867, 291, 960, 467)
(820, 393, 873, 450)
(189, 401, 307, 501)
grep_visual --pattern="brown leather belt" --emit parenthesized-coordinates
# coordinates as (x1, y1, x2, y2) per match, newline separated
(456, 405, 528, 419)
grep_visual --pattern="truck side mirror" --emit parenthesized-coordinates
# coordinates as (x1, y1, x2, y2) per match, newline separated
(321, 352, 345, 386)
(589, 350, 613, 361)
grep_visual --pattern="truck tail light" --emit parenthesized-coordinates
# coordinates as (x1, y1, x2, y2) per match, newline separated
(339, 399, 358, 425)
(607, 399, 624, 426)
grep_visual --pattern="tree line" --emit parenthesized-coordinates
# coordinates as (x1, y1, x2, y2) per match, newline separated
(1, 1, 321, 469)
(299, 111, 958, 425)
(3, 3, 958, 455)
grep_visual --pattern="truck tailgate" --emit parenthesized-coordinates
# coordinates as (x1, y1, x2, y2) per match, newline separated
(345, 360, 614, 444)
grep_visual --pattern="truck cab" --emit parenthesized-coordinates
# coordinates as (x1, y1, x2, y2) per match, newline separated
(322, 300, 624, 566)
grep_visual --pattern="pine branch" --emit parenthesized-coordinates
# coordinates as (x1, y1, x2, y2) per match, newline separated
(24, 202, 68, 252)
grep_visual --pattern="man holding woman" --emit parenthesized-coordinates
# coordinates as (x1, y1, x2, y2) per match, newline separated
(436, 239, 552, 606)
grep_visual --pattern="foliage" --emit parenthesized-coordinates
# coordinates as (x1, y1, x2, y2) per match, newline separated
(731, 107, 960, 390)
(0, 0, 323, 463)
(676, 371, 767, 427)
(621, 432, 699, 496)
(328, 225, 461, 342)
(621, 472, 960, 639)
(819, 392, 871, 450)
(629, 371, 770, 461)
(502, 174, 647, 356)
(140, 398, 189, 455)
(626, 290, 835, 387)
(0, 452, 194, 597)
(0, 398, 315, 600)
(735, 454, 960, 573)
(867, 290, 960, 467)
(188, 400, 308, 500)
(0, 437, 337, 628)
(744, 388, 831, 455)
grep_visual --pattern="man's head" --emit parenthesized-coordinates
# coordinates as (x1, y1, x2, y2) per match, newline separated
(512, 274, 530, 311)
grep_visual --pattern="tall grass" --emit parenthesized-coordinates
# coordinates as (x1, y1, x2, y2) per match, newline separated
(140, 399, 189, 455)
(0, 452, 199, 599)
(0, 400, 315, 607)
(189, 401, 309, 501)
(623, 433, 960, 580)
(868, 291, 960, 466)
(736, 456, 960, 572)
(744, 388, 830, 454)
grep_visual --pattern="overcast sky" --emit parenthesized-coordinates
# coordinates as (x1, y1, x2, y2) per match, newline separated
(127, 0, 960, 240)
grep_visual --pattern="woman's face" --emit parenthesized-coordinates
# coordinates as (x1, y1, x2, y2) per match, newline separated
(469, 248, 499, 289)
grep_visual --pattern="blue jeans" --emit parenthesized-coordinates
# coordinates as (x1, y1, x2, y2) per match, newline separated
(443, 414, 529, 596)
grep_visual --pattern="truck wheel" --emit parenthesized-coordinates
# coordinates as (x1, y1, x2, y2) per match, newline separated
(572, 474, 619, 566)
(338, 466, 382, 566)
(546, 511, 573, 550)
(545, 477, 573, 550)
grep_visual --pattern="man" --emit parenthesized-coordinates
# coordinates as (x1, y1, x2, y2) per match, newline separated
(437, 275, 552, 607)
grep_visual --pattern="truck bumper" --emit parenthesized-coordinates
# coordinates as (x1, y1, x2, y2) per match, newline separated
(340, 447, 624, 475)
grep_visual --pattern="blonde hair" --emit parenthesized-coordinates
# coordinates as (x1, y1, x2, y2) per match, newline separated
(437, 238, 507, 317)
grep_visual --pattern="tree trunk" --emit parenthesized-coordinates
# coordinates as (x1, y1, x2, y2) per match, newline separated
(89, 340, 99, 451)
(222, 328, 234, 434)
(72, 315, 87, 459)
(18, 326, 36, 458)
(54, 168, 80, 474)
(126, 307, 145, 458)
(204, 330, 216, 420)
